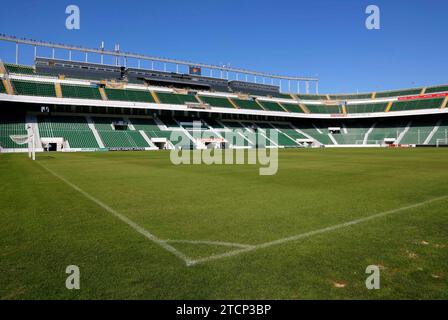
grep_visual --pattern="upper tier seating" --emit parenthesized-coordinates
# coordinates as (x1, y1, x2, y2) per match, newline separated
(61, 84, 102, 100)
(37, 115, 99, 149)
(390, 98, 443, 111)
(305, 104, 342, 114)
(346, 103, 388, 113)
(329, 93, 372, 100)
(0, 115, 27, 148)
(375, 88, 422, 98)
(105, 88, 155, 103)
(5, 64, 35, 75)
(258, 101, 285, 112)
(232, 98, 263, 110)
(297, 94, 327, 101)
(0, 80, 6, 93)
(156, 92, 199, 105)
(199, 95, 235, 108)
(280, 103, 304, 113)
(12, 80, 56, 97)
(425, 85, 448, 94)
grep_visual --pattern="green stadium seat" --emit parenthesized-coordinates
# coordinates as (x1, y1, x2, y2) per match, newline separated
(156, 92, 199, 105)
(105, 88, 155, 103)
(61, 84, 102, 100)
(305, 104, 341, 114)
(0, 115, 27, 149)
(375, 88, 422, 98)
(12, 80, 56, 97)
(425, 86, 448, 94)
(390, 98, 443, 111)
(346, 103, 388, 113)
(37, 116, 99, 149)
(199, 95, 235, 108)
(232, 98, 263, 110)
(0, 80, 6, 94)
(281, 103, 304, 113)
(4, 64, 35, 75)
(258, 101, 285, 112)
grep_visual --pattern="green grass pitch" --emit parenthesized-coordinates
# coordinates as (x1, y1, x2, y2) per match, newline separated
(0, 148, 447, 299)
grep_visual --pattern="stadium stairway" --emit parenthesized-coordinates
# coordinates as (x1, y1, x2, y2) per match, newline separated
(399, 119, 438, 145)
(428, 119, 448, 145)
(424, 120, 442, 144)
(2, 78, 15, 95)
(395, 121, 412, 144)
(124, 117, 157, 149)
(54, 82, 62, 98)
(441, 96, 448, 109)
(86, 116, 106, 148)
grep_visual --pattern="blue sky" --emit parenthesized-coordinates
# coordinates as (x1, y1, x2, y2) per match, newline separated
(0, 0, 447, 93)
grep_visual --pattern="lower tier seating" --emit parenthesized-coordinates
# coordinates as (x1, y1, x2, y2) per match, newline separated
(3, 113, 448, 150)
(37, 116, 99, 148)
(428, 119, 448, 145)
(91, 117, 149, 148)
(0, 115, 27, 148)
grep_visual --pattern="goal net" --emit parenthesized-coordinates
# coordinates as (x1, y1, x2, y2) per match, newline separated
(9, 125, 36, 160)
(10, 135, 30, 145)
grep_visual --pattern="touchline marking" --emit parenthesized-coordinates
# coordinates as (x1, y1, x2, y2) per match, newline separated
(164, 239, 254, 249)
(188, 195, 448, 266)
(37, 161, 194, 266)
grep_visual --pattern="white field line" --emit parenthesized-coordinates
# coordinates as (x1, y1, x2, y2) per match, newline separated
(164, 239, 254, 249)
(37, 161, 194, 266)
(35, 161, 448, 268)
(188, 195, 448, 266)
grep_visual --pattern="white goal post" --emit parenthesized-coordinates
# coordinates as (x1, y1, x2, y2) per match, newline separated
(9, 124, 36, 160)
(436, 138, 448, 148)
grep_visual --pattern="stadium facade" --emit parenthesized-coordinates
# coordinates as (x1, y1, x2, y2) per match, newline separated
(1, 36, 448, 153)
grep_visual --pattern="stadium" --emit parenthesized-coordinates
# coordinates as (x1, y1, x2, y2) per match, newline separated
(1, 1, 447, 302)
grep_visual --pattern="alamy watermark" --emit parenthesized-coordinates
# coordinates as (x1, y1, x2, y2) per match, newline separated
(365, 265, 380, 289)
(169, 122, 278, 176)
(65, 265, 80, 290)
(365, 5, 381, 30)
(66, 5, 80, 30)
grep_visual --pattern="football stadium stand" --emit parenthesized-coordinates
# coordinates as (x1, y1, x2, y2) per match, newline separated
(1, 58, 448, 152)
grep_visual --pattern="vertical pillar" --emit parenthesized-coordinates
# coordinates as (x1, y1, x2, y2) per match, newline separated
(15, 42, 19, 64)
